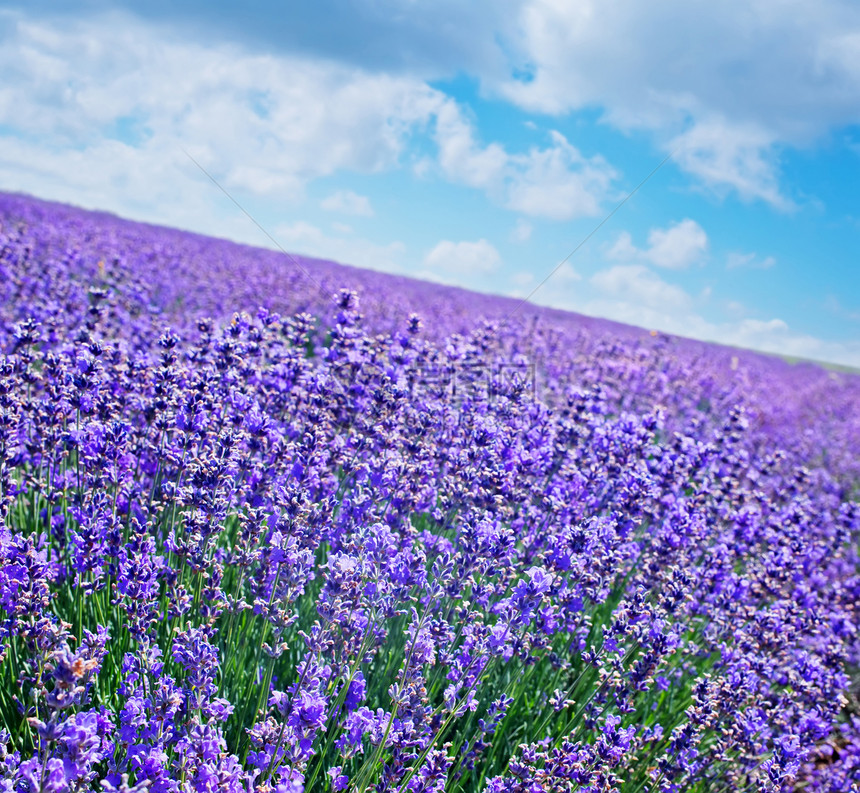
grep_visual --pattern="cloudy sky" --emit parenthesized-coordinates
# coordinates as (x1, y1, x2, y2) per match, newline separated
(1, 1, 859, 365)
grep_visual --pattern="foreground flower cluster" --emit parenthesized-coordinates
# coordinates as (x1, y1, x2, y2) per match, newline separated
(0, 192, 858, 792)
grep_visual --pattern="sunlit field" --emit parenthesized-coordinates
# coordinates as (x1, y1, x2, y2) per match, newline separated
(1, 192, 858, 792)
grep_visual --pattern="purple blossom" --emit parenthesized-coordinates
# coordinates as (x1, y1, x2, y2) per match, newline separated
(0, 190, 858, 793)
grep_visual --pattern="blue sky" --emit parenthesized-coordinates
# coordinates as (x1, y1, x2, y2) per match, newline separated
(1, 1, 859, 366)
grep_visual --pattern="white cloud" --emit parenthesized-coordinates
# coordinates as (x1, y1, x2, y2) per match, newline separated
(0, 9, 623, 238)
(608, 219, 708, 270)
(505, 131, 617, 219)
(515, 260, 580, 302)
(434, 101, 508, 191)
(0, 134, 265, 243)
(645, 219, 708, 269)
(553, 262, 582, 282)
(537, 269, 860, 367)
(668, 120, 791, 208)
(512, 271, 535, 286)
(491, 0, 860, 205)
(274, 220, 406, 274)
(726, 251, 776, 269)
(412, 156, 434, 178)
(814, 31, 860, 84)
(434, 104, 617, 219)
(605, 231, 638, 262)
(0, 12, 445, 188)
(511, 218, 533, 242)
(713, 318, 860, 368)
(0, 11, 444, 238)
(497, 0, 860, 137)
(734, 317, 789, 336)
(423, 239, 501, 274)
(321, 189, 374, 216)
(591, 264, 692, 310)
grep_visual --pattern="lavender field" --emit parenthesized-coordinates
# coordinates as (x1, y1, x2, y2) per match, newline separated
(0, 190, 859, 793)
